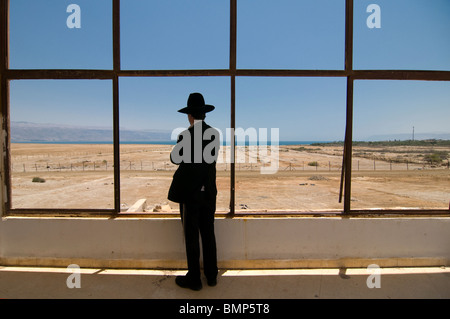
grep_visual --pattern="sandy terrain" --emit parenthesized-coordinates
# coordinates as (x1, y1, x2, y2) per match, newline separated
(8, 143, 450, 212)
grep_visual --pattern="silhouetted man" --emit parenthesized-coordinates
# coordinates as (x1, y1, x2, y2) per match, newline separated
(168, 93, 220, 291)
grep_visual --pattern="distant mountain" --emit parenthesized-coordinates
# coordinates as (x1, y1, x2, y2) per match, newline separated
(10, 121, 172, 143)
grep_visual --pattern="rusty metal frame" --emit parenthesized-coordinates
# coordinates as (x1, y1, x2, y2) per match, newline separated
(1, 0, 449, 218)
(342, 0, 354, 214)
(0, 0, 10, 217)
(229, 0, 237, 216)
(112, 0, 121, 214)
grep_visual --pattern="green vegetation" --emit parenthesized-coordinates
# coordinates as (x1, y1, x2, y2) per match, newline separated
(291, 146, 323, 153)
(32, 177, 46, 183)
(423, 152, 447, 165)
(310, 139, 449, 167)
(312, 139, 450, 147)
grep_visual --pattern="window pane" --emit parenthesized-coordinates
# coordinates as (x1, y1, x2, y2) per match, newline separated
(354, 0, 450, 70)
(121, 0, 229, 70)
(235, 77, 346, 212)
(10, 0, 112, 69)
(119, 77, 230, 213)
(9, 80, 114, 209)
(238, 0, 345, 69)
(352, 80, 450, 210)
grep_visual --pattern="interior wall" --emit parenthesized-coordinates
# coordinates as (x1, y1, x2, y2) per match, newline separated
(0, 216, 449, 269)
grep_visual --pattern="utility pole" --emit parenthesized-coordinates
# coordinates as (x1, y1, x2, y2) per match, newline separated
(412, 126, 415, 141)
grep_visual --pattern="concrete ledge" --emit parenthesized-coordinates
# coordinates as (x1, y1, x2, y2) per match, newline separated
(0, 257, 186, 269)
(1, 216, 449, 269)
(1, 257, 448, 270)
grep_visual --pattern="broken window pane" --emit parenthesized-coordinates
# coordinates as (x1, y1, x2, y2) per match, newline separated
(119, 77, 231, 213)
(235, 77, 346, 212)
(9, 0, 113, 69)
(9, 80, 114, 209)
(352, 80, 450, 210)
(238, 0, 345, 69)
(354, 0, 450, 70)
(121, 0, 229, 70)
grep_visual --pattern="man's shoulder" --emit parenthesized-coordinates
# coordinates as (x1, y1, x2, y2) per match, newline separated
(202, 121, 219, 133)
(183, 121, 220, 139)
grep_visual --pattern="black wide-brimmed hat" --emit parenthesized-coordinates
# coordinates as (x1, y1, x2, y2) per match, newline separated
(177, 92, 215, 114)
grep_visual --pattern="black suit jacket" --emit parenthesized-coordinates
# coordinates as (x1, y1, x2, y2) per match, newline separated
(168, 121, 220, 204)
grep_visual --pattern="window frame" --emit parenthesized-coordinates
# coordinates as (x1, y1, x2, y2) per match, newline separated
(1, 0, 449, 218)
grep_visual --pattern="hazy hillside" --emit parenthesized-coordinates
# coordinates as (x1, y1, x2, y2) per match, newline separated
(11, 121, 172, 143)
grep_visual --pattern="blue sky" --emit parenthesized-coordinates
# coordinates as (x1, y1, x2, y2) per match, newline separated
(8, 0, 450, 141)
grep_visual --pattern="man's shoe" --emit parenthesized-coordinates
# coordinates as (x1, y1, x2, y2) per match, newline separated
(175, 276, 202, 291)
(207, 277, 217, 287)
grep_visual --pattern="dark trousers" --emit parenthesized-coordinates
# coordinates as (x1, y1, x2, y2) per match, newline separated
(180, 192, 218, 282)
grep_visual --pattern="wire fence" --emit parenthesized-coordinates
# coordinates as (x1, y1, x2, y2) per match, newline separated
(10, 158, 449, 173)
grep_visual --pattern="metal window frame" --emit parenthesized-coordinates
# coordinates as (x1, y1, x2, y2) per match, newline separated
(1, 0, 449, 218)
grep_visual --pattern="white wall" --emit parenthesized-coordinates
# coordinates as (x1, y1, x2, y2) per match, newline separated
(1, 215, 449, 269)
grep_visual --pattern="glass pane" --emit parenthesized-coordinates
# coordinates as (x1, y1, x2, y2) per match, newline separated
(10, 0, 112, 69)
(352, 80, 450, 210)
(9, 80, 114, 209)
(121, 0, 229, 70)
(235, 77, 347, 212)
(238, 0, 345, 69)
(354, 0, 450, 70)
(119, 77, 230, 213)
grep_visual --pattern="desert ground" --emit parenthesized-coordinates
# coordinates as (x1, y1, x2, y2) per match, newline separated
(8, 143, 450, 213)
